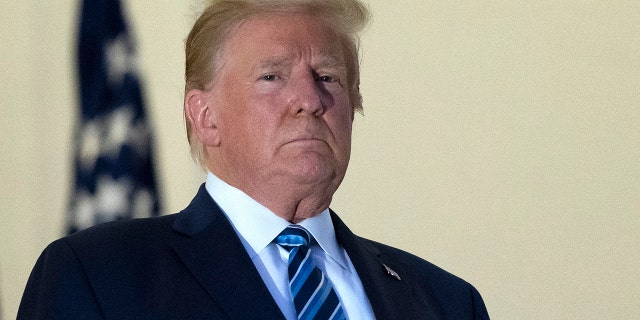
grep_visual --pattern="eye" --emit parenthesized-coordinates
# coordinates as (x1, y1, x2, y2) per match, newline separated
(316, 75, 335, 83)
(261, 74, 278, 81)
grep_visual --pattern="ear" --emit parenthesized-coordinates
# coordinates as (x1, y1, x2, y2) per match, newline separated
(184, 89, 221, 147)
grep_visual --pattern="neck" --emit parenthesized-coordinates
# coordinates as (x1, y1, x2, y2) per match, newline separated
(210, 169, 339, 223)
(241, 178, 337, 223)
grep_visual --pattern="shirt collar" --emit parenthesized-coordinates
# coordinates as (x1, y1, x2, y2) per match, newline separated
(298, 211, 348, 270)
(205, 172, 348, 269)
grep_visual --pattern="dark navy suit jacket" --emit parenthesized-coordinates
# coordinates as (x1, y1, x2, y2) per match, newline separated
(18, 185, 489, 319)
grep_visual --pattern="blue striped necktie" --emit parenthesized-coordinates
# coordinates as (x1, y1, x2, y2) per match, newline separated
(276, 225, 346, 320)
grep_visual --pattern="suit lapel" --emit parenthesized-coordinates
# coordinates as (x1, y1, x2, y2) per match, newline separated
(169, 185, 285, 320)
(331, 211, 444, 320)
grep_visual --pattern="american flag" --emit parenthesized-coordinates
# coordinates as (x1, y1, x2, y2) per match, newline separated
(68, 0, 161, 234)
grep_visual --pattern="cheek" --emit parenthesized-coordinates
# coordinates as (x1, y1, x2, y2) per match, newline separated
(335, 96, 354, 132)
(327, 104, 354, 145)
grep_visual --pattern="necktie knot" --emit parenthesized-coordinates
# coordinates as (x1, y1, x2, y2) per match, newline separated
(276, 225, 312, 250)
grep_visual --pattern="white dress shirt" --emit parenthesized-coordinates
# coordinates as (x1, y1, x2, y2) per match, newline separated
(205, 172, 375, 320)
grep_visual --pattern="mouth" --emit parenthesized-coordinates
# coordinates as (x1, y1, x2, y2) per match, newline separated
(287, 137, 325, 145)
(284, 136, 329, 149)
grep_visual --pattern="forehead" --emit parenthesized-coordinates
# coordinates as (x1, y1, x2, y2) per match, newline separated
(219, 12, 345, 66)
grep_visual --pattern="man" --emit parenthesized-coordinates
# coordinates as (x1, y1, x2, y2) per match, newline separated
(19, 0, 490, 319)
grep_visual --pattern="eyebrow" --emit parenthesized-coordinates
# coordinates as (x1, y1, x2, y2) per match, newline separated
(257, 57, 292, 70)
(315, 54, 347, 70)
(256, 55, 346, 70)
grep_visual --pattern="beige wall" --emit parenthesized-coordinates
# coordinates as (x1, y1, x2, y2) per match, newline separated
(1, 1, 638, 318)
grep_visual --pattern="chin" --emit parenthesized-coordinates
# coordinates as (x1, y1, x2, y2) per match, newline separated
(296, 165, 333, 183)
(274, 152, 347, 185)
(289, 160, 338, 184)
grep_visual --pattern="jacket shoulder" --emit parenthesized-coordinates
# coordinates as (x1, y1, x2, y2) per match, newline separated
(67, 214, 178, 241)
(360, 237, 490, 319)
(45, 215, 179, 277)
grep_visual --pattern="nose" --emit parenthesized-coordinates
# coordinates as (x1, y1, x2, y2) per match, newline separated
(287, 74, 325, 117)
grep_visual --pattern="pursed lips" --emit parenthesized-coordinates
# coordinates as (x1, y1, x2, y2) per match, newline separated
(287, 137, 325, 144)
(282, 124, 331, 149)
(283, 135, 329, 148)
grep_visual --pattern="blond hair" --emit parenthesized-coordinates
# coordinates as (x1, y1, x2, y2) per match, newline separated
(184, 0, 370, 167)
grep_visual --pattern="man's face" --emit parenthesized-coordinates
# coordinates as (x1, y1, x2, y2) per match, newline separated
(206, 13, 353, 194)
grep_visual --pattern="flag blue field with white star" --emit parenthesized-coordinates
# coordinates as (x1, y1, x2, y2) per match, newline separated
(69, 0, 161, 234)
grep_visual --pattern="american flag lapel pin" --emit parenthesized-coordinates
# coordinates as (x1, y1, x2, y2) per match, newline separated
(383, 263, 401, 281)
